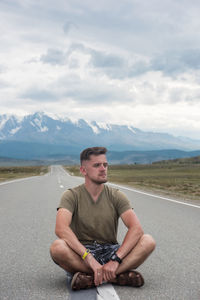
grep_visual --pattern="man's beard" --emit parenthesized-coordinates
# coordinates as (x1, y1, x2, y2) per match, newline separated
(91, 177, 107, 185)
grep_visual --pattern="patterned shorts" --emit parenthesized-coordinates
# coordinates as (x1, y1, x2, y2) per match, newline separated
(84, 241, 120, 265)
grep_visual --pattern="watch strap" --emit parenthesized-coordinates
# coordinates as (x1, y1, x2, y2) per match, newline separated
(111, 253, 122, 264)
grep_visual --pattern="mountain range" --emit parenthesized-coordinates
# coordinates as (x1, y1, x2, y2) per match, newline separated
(0, 112, 200, 164)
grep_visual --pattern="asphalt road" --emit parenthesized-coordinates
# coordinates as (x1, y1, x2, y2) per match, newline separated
(0, 165, 199, 300)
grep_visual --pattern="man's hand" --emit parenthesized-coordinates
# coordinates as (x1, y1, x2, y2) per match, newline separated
(85, 254, 103, 286)
(103, 260, 119, 282)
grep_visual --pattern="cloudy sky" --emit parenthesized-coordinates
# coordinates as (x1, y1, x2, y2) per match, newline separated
(0, 0, 200, 139)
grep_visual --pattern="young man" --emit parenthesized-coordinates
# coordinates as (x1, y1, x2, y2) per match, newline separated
(50, 147, 156, 290)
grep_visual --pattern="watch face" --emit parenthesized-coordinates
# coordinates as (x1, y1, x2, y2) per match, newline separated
(111, 254, 116, 260)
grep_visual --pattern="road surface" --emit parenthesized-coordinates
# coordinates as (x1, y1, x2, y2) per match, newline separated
(0, 165, 199, 299)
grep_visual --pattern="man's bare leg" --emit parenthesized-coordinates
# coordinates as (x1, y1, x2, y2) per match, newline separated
(50, 239, 92, 274)
(50, 234, 155, 275)
(116, 234, 156, 275)
(103, 234, 155, 287)
(50, 234, 155, 288)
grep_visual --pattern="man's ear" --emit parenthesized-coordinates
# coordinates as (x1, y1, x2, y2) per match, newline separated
(80, 165, 86, 176)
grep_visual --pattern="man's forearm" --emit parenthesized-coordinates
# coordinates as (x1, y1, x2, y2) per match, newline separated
(56, 225, 104, 285)
(56, 225, 86, 257)
(116, 227, 144, 259)
(56, 226, 101, 269)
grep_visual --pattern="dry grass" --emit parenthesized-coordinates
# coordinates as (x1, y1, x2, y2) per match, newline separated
(0, 166, 49, 182)
(108, 163, 200, 201)
(64, 166, 82, 177)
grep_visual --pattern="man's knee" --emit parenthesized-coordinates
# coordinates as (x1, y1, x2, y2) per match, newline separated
(50, 239, 68, 260)
(140, 234, 156, 253)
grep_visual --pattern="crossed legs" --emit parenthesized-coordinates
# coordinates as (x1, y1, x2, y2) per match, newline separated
(50, 234, 156, 275)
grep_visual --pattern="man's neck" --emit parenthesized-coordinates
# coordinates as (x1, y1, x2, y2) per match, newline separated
(84, 181, 104, 202)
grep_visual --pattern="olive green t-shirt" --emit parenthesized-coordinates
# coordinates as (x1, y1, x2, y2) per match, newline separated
(58, 184, 132, 245)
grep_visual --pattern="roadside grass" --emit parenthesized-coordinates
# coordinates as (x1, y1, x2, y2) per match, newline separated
(0, 166, 49, 182)
(64, 166, 81, 177)
(64, 162, 200, 202)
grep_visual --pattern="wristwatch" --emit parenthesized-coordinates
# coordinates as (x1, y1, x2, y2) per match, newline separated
(111, 253, 122, 264)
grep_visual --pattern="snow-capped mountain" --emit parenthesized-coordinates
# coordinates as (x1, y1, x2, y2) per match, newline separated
(0, 112, 200, 160)
(0, 114, 21, 139)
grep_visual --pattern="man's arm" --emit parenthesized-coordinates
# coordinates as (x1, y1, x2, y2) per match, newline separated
(116, 208, 144, 259)
(55, 208, 86, 256)
(55, 208, 104, 286)
(103, 208, 144, 281)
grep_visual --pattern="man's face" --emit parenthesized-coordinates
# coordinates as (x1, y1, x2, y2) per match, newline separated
(80, 154, 108, 184)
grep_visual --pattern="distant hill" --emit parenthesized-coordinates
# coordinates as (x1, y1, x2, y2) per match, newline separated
(1, 149, 200, 166)
(0, 156, 49, 166)
(0, 112, 200, 162)
(153, 155, 200, 164)
(107, 150, 200, 164)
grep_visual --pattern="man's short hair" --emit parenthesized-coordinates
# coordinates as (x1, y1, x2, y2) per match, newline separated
(80, 147, 107, 165)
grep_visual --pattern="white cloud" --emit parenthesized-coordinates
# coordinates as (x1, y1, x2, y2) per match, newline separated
(40, 49, 67, 65)
(1, 0, 200, 140)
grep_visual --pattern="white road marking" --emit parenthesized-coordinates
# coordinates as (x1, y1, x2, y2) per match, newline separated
(109, 183, 200, 209)
(57, 175, 61, 183)
(97, 284, 120, 300)
(97, 294, 104, 300)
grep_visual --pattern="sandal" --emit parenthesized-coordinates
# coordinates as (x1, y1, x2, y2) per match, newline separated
(115, 270, 144, 287)
(71, 272, 95, 290)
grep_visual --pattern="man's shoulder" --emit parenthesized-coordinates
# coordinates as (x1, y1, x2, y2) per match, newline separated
(58, 184, 85, 211)
(104, 184, 131, 214)
(104, 184, 124, 198)
(104, 184, 130, 202)
(104, 184, 118, 193)
(62, 184, 84, 198)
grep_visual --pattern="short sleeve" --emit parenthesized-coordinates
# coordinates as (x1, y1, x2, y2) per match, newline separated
(114, 190, 132, 216)
(57, 189, 76, 213)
